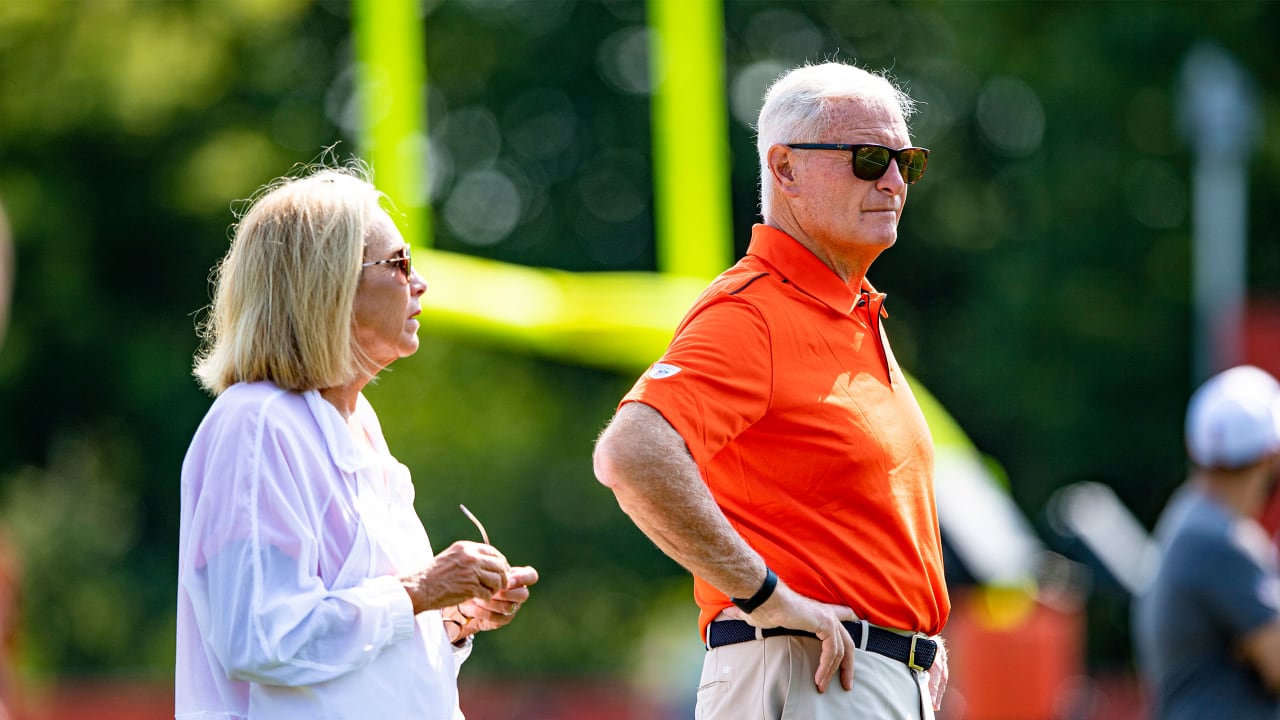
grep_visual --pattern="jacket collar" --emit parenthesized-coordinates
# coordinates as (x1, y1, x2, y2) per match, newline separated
(304, 389, 371, 474)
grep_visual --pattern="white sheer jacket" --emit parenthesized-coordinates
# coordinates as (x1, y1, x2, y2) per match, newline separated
(176, 381, 469, 719)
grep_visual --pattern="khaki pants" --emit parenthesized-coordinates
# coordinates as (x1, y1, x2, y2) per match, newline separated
(695, 634, 933, 720)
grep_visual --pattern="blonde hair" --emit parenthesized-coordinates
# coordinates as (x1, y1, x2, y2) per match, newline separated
(194, 162, 386, 395)
(756, 62, 917, 216)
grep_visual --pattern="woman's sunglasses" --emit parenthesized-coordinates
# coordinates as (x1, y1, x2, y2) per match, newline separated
(361, 246, 412, 280)
(786, 143, 929, 185)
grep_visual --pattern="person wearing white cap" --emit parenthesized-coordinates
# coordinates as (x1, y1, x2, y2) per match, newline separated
(1134, 365, 1280, 719)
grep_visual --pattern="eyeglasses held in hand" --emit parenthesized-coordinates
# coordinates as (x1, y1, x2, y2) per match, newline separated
(459, 504, 490, 545)
(361, 246, 412, 280)
(786, 143, 929, 184)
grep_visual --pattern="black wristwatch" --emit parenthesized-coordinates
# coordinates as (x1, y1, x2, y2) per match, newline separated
(730, 567, 778, 614)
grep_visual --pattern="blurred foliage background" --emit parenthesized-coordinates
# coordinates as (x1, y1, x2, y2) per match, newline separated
(0, 0, 1277, 694)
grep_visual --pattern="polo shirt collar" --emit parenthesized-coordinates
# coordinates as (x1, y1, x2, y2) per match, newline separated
(746, 224, 881, 315)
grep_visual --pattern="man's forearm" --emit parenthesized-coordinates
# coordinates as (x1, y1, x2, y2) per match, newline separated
(595, 404, 859, 694)
(594, 403, 766, 599)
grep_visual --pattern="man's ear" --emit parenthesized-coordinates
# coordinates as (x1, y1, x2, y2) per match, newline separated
(767, 144, 801, 197)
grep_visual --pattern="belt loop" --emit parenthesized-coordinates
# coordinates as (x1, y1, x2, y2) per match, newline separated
(859, 621, 869, 651)
(754, 624, 763, 641)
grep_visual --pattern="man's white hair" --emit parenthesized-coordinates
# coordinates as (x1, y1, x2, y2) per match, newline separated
(756, 62, 916, 216)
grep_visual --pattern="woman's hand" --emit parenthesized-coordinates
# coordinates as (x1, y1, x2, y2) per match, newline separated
(399, 540, 512, 614)
(445, 561, 535, 638)
(454, 565, 539, 636)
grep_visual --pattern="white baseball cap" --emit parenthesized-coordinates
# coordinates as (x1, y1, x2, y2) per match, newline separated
(1186, 365, 1280, 469)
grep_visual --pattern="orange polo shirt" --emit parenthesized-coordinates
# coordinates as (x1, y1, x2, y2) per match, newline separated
(622, 224, 949, 639)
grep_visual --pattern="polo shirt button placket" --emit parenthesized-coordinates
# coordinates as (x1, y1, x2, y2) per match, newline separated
(861, 294, 895, 386)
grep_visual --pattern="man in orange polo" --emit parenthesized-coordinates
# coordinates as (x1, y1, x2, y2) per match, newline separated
(593, 61, 949, 718)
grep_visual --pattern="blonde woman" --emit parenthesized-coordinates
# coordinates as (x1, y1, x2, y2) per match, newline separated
(177, 163, 537, 719)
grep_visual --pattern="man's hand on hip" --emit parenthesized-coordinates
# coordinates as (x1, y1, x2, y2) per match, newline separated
(722, 579, 858, 693)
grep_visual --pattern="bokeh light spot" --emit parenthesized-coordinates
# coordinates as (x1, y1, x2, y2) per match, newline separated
(976, 76, 1045, 157)
(444, 169, 522, 246)
(596, 26, 651, 95)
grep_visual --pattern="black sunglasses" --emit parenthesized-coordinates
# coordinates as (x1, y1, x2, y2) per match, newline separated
(361, 246, 412, 280)
(786, 143, 929, 184)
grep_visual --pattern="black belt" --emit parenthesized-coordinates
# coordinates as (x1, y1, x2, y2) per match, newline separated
(706, 619, 937, 672)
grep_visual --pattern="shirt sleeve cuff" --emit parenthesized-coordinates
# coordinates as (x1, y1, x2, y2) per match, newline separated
(371, 574, 417, 643)
(451, 633, 473, 665)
